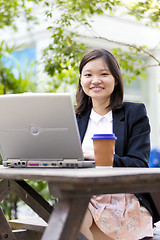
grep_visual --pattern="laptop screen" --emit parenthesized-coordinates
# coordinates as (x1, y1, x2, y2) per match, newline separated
(0, 93, 88, 167)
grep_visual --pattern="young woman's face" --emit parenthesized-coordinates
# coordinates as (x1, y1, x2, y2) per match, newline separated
(80, 58, 116, 106)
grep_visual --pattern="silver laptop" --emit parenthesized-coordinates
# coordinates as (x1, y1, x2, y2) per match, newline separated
(0, 93, 95, 168)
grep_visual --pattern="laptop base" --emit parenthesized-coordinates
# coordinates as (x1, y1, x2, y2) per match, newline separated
(3, 159, 95, 168)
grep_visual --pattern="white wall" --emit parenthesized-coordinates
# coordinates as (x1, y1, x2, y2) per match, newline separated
(147, 61, 160, 148)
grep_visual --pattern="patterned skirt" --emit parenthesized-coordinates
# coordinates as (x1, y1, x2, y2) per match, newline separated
(88, 193, 153, 240)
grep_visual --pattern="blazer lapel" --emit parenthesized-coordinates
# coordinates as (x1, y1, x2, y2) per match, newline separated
(76, 109, 91, 143)
(113, 108, 126, 157)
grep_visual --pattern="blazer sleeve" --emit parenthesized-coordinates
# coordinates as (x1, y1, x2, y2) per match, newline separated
(113, 103, 151, 167)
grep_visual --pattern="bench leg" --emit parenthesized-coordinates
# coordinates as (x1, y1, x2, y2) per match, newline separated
(0, 207, 17, 240)
(0, 180, 12, 201)
(41, 197, 90, 240)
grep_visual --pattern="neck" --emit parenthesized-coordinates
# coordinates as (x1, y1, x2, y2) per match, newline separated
(92, 99, 110, 116)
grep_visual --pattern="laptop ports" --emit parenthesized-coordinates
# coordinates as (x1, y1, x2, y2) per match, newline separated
(29, 163, 39, 166)
(51, 163, 57, 166)
(43, 163, 48, 166)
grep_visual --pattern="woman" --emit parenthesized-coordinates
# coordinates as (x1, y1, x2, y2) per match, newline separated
(75, 49, 160, 240)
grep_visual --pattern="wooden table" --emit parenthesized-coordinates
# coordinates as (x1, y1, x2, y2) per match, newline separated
(0, 166, 160, 240)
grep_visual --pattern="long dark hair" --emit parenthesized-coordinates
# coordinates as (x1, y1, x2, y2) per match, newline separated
(75, 49, 124, 115)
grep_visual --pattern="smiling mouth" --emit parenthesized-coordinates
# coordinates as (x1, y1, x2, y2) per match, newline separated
(90, 87, 104, 91)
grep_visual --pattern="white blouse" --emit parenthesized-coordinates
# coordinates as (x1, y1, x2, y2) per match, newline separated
(82, 108, 113, 151)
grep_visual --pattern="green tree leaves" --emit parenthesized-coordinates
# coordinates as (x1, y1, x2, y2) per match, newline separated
(126, 0, 160, 25)
(0, 41, 37, 94)
(0, 0, 43, 29)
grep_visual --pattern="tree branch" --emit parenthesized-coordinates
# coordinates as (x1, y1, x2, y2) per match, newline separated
(115, 55, 160, 69)
(79, 22, 160, 66)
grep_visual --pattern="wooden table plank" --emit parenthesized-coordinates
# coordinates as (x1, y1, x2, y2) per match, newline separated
(1, 166, 160, 185)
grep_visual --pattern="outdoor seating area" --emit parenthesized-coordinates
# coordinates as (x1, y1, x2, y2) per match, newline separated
(1, 1, 160, 240)
(1, 166, 160, 240)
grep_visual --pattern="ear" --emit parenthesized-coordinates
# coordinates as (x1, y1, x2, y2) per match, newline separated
(115, 80, 118, 85)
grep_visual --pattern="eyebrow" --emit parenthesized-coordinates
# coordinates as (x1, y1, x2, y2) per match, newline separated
(83, 68, 110, 73)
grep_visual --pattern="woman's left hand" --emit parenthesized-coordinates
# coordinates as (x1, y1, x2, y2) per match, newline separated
(82, 148, 95, 160)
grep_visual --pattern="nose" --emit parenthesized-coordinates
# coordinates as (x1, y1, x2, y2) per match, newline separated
(91, 76, 101, 84)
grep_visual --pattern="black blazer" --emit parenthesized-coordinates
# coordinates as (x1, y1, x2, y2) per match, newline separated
(76, 102, 160, 223)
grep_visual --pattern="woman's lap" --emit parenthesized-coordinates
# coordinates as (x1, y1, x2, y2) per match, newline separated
(87, 193, 153, 240)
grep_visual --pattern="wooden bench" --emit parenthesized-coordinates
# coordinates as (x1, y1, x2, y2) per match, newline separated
(9, 217, 88, 240)
(9, 217, 160, 240)
(9, 217, 46, 240)
(9, 217, 47, 232)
